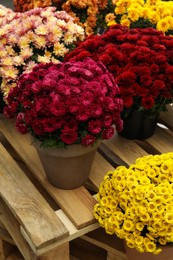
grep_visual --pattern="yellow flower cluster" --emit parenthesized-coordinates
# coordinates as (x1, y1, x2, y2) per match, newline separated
(106, 0, 173, 35)
(94, 152, 173, 254)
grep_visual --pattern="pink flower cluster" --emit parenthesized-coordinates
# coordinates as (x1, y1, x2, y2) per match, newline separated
(4, 58, 123, 147)
(65, 25, 173, 117)
(0, 6, 85, 97)
(0, 4, 16, 26)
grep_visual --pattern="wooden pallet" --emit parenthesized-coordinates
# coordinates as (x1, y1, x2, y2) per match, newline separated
(0, 104, 172, 259)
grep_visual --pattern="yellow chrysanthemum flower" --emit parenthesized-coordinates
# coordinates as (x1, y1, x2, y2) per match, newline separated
(160, 160, 173, 174)
(123, 220, 135, 231)
(165, 212, 173, 224)
(127, 7, 140, 22)
(157, 18, 170, 32)
(107, 20, 116, 26)
(126, 240, 135, 248)
(158, 237, 167, 245)
(114, 6, 126, 15)
(140, 212, 150, 222)
(94, 152, 173, 254)
(148, 10, 160, 23)
(53, 42, 68, 56)
(136, 222, 144, 231)
(145, 241, 156, 252)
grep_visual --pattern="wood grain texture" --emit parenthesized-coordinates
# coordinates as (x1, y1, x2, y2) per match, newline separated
(89, 153, 115, 191)
(107, 252, 126, 260)
(6, 248, 23, 260)
(146, 126, 173, 153)
(0, 118, 97, 229)
(0, 227, 14, 245)
(0, 198, 37, 260)
(83, 228, 126, 258)
(159, 104, 173, 130)
(38, 243, 69, 260)
(0, 240, 15, 260)
(103, 134, 148, 166)
(0, 144, 68, 251)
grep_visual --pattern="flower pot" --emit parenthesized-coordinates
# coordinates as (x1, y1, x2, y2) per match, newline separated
(119, 110, 158, 140)
(33, 140, 101, 189)
(125, 243, 173, 260)
(0, 90, 5, 114)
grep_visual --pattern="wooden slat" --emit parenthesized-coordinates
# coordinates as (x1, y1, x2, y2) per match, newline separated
(0, 239, 16, 260)
(107, 252, 126, 260)
(38, 243, 69, 260)
(0, 144, 68, 252)
(159, 104, 173, 129)
(0, 198, 37, 260)
(146, 126, 173, 153)
(103, 134, 148, 166)
(89, 153, 115, 191)
(0, 118, 97, 229)
(6, 248, 24, 260)
(18, 209, 99, 256)
(82, 228, 126, 258)
(0, 227, 14, 245)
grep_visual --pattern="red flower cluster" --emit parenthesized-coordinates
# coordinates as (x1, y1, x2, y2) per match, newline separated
(4, 58, 123, 147)
(65, 25, 173, 117)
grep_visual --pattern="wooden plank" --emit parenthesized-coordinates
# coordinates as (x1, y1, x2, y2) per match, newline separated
(82, 228, 126, 259)
(107, 252, 126, 260)
(19, 209, 99, 256)
(0, 198, 37, 260)
(103, 134, 148, 166)
(0, 239, 16, 260)
(159, 104, 173, 129)
(6, 248, 24, 260)
(38, 243, 69, 260)
(0, 227, 14, 245)
(0, 144, 69, 252)
(89, 153, 115, 191)
(0, 118, 97, 229)
(56, 210, 99, 240)
(146, 126, 173, 153)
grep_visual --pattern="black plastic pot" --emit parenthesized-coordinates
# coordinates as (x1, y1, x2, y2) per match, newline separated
(119, 110, 158, 140)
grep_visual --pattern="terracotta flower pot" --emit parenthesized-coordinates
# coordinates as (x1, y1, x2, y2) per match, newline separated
(33, 140, 101, 189)
(125, 243, 173, 260)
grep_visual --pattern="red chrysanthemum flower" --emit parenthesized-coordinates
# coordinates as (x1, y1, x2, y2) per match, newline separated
(15, 113, 29, 134)
(4, 58, 123, 147)
(63, 120, 78, 131)
(81, 135, 96, 146)
(102, 126, 115, 139)
(65, 24, 173, 118)
(141, 96, 155, 109)
(88, 120, 102, 134)
(60, 130, 78, 145)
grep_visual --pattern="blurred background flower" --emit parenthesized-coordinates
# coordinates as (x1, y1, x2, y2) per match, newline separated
(13, 0, 112, 35)
(0, 6, 85, 98)
(106, 0, 173, 36)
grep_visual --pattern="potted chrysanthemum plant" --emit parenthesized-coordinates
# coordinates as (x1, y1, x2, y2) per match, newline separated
(4, 58, 123, 189)
(65, 24, 173, 139)
(105, 0, 173, 36)
(0, 6, 85, 107)
(94, 152, 173, 260)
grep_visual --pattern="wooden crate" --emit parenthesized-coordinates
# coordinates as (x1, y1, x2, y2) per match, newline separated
(0, 104, 172, 259)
